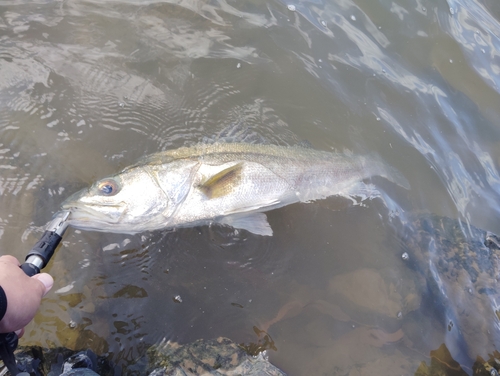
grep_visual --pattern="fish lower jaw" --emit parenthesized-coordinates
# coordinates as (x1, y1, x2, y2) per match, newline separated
(67, 216, 139, 233)
(66, 210, 169, 234)
(65, 208, 124, 226)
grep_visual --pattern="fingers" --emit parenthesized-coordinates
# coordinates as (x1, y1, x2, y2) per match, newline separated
(0, 256, 54, 297)
(32, 273, 54, 296)
(0, 256, 54, 334)
(0, 255, 21, 267)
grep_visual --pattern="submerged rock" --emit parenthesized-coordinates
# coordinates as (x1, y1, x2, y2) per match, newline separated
(400, 214, 500, 360)
(147, 337, 286, 376)
(264, 213, 500, 375)
(328, 267, 421, 319)
(13, 347, 114, 375)
(11, 338, 286, 376)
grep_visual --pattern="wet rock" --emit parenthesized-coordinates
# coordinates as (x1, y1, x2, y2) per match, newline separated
(14, 346, 115, 376)
(11, 338, 286, 376)
(147, 337, 286, 375)
(414, 343, 469, 376)
(401, 214, 500, 359)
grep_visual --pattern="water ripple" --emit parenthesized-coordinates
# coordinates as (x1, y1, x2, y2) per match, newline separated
(446, 0, 500, 91)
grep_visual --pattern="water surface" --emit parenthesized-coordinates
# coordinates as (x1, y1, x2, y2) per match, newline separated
(1, 0, 500, 374)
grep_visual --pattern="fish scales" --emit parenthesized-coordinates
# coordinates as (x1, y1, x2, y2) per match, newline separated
(138, 144, 368, 198)
(62, 143, 408, 236)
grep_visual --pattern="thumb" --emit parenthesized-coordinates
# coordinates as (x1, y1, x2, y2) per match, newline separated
(32, 273, 54, 297)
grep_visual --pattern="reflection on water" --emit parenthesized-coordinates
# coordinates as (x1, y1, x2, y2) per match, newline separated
(1, 0, 500, 374)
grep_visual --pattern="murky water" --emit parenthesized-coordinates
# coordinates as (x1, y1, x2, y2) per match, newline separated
(1, 0, 500, 374)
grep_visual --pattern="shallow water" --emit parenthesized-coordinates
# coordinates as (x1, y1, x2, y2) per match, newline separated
(1, 0, 500, 374)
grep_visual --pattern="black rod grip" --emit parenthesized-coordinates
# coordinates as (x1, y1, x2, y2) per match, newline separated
(20, 263, 40, 277)
(24, 230, 62, 266)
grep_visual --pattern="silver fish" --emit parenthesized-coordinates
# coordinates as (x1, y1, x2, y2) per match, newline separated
(62, 143, 409, 236)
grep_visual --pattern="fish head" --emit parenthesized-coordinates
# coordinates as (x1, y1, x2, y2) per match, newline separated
(62, 166, 168, 233)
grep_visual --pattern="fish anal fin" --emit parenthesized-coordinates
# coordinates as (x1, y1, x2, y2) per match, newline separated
(198, 163, 243, 199)
(217, 213, 273, 236)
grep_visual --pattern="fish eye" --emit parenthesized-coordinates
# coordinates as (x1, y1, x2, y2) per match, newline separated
(97, 179, 120, 196)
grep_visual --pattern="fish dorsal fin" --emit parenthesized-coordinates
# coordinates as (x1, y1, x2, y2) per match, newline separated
(217, 213, 273, 236)
(198, 163, 243, 199)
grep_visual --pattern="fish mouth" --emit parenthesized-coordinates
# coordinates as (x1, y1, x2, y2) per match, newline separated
(62, 191, 126, 231)
(62, 203, 125, 230)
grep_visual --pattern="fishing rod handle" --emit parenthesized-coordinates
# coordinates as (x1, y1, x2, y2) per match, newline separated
(0, 332, 18, 353)
(20, 231, 62, 277)
(19, 211, 70, 276)
(0, 211, 71, 375)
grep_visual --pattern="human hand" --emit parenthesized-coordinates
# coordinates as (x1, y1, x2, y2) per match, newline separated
(0, 255, 53, 336)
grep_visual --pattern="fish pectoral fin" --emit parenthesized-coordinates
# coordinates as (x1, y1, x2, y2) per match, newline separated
(198, 163, 243, 199)
(217, 213, 273, 236)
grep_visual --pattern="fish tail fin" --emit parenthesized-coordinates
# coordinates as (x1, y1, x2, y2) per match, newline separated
(364, 154, 410, 190)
